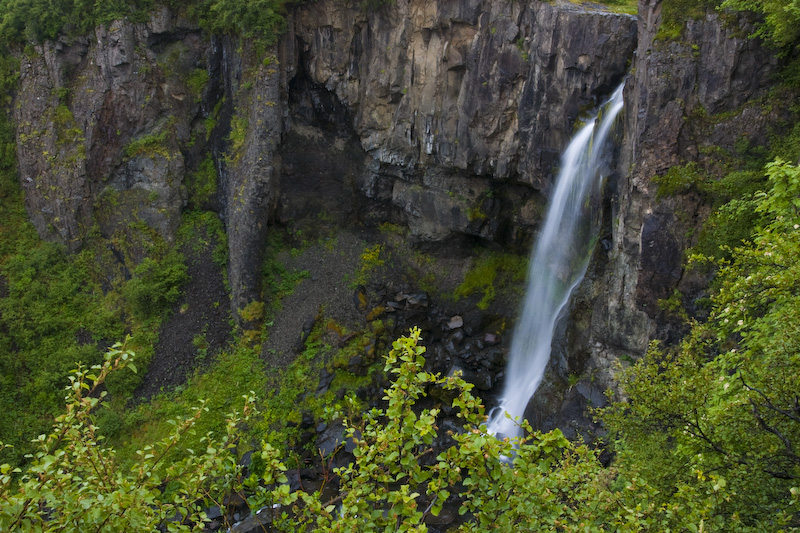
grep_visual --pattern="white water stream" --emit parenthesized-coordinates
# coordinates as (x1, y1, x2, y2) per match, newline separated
(487, 84, 625, 439)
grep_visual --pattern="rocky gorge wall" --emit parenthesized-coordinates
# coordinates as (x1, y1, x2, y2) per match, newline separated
(14, 12, 206, 253)
(13, 0, 637, 318)
(575, 0, 783, 402)
(12, 7, 284, 312)
(287, 0, 636, 244)
(9, 0, 788, 434)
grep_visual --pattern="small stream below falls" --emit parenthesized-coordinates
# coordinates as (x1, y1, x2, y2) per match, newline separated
(487, 83, 625, 439)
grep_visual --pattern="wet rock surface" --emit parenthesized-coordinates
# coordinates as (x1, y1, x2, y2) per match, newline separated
(13, 1, 637, 304)
(574, 0, 787, 402)
(289, 0, 636, 243)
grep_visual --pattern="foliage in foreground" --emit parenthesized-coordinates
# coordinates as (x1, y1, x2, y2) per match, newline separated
(0, 341, 255, 532)
(602, 159, 800, 530)
(1, 327, 760, 532)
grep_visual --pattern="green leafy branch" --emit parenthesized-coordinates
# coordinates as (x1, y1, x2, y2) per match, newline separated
(0, 341, 258, 532)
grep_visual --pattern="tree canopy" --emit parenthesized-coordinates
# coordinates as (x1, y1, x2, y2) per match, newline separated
(0, 0, 289, 47)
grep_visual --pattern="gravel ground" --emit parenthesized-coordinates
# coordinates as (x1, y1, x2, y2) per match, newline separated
(135, 226, 379, 401)
(135, 221, 484, 400)
(135, 239, 232, 401)
(259, 229, 371, 371)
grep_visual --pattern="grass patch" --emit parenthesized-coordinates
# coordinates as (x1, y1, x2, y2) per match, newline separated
(53, 104, 84, 146)
(185, 153, 218, 209)
(226, 114, 248, 165)
(0, 184, 209, 467)
(110, 340, 269, 468)
(571, 0, 638, 15)
(257, 319, 383, 454)
(187, 68, 209, 103)
(454, 251, 527, 310)
(262, 257, 311, 314)
(177, 210, 228, 271)
(350, 244, 385, 288)
(123, 250, 189, 322)
(204, 97, 225, 141)
(656, 0, 720, 42)
(111, 304, 380, 468)
(0, 242, 125, 466)
(125, 128, 172, 160)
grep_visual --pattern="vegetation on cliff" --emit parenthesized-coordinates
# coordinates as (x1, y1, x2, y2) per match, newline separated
(604, 158, 800, 529)
(0, 0, 799, 530)
(0, 0, 289, 45)
(721, 0, 800, 54)
(657, 0, 800, 70)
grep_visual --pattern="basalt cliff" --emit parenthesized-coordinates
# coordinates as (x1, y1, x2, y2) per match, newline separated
(10, 0, 790, 433)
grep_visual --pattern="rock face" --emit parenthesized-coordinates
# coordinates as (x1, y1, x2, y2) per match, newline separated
(13, 0, 637, 319)
(13, 9, 287, 313)
(12, 0, 789, 433)
(218, 39, 286, 314)
(576, 0, 783, 397)
(15, 10, 206, 253)
(289, 0, 636, 242)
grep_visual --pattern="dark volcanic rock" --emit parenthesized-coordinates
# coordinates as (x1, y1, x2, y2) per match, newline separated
(574, 0, 786, 402)
(135, 232, 232, 401)
(289, 0, 637, 243)
(15, 13, 204, 253)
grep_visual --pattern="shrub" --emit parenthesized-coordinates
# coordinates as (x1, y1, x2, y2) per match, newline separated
(0, 341, 258, 532)
(0, 329, 758, 531)
(123, 250, 189, 321)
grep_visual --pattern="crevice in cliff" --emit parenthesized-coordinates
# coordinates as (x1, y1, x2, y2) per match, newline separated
(287, 50, 355, 137)
(205, 35, 238, 223)
(279, 44, 405, 234)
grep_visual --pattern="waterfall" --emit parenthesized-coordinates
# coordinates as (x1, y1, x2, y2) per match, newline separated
(487, 83, 625, 439)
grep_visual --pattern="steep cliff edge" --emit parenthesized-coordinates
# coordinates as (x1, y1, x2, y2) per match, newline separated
(288, 0, 636, 243)
(12, 0, 637, 322)
(14, 10, 207, 254)
(12, 8, 287, 313)
(577, 0, 786, 398)
(218, 39, 286, 315)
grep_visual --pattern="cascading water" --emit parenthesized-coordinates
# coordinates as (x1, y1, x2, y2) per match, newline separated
(487, 83, 625, 439)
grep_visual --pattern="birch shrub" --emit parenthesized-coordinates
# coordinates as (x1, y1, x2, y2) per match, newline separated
(2, 329, 740, 532)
